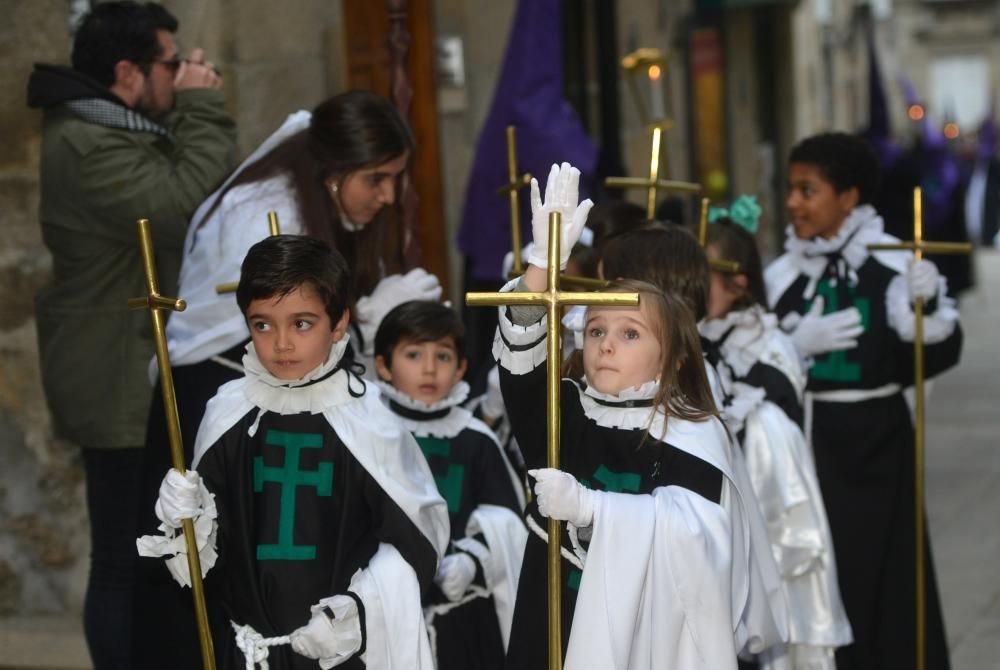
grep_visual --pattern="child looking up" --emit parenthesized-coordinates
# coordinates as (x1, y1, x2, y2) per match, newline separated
(702, 203, 852, 669)
(138, 235, 449, 670)
(499, 163, 785, 669)
(373, 300, 527, 670)
(765, 133, 961, 670)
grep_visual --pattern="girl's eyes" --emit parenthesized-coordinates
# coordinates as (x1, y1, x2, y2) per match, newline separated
(588, 327, 605, 338)
(624, 329, 640, 340)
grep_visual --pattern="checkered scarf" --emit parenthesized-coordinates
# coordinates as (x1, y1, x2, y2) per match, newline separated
(65, 98, 170, 137)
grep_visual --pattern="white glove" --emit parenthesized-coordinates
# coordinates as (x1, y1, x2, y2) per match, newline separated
(290, 596, 363, 668)
(783, 296, 863, 358)
(722, 382, 767, 434)
(480, 365, 506, 421)
(907, 259, 940, 302)
(435, 552, 477, 602)
(155, 469, 205, 529)
(527, 163, 594, 270)
(354, 268, 442, 354)
(529, 468, 595, 528)
(562, 305, 586, 351)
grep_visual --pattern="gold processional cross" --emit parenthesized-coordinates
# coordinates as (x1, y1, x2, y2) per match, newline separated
(697, 196, 741, 274)
(127, 219, 217, 670)
(866, 187, 971, 670)
(215, 210, 282, 294)
(497, 126, 532, 278)
(604, 123, 700, 219)
(467, 212, 639, 670)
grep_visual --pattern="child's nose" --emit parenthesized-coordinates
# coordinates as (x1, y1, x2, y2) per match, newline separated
(275, 330, 292, 351)
(377, 180, 395, 206)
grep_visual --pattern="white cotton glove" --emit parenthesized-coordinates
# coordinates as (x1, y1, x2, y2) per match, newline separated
(562, 305, 586, 351)
(722, 382, 767, 434)
(529, 468, 595, 528)
(354, 268, 443, 354)
(907, 259, 940, 302)
(783, 296, 863, 358)
(527, 163, 594, 270)
(435, 552, 477, 602)
(155, 469, 205, 529)
(481, 365, 506, 421)
(290, 596, 363, 668)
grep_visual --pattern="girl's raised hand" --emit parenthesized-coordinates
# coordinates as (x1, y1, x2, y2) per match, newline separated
(527, 162, 593, 270)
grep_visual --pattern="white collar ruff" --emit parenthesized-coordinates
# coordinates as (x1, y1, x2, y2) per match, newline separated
(375, 380, 473, 438)
(699, 306, 776, 378)
(783, 204, 884, 278)
(241, 336, 364, 415)
(579, 379, 663, 431)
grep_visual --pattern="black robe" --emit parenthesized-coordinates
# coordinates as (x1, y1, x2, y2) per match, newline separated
(766, 209, 961, 670)
(382, 387, 525, 670)
(496, 354, 724, 669)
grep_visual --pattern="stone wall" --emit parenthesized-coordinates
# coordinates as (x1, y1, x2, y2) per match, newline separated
(1, 1, 89, 617)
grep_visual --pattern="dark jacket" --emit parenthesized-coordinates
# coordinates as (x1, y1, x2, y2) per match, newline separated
(28, 64, 237, 447)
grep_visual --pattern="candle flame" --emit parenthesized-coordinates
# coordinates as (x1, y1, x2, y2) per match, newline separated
(648, 64, 662, 81)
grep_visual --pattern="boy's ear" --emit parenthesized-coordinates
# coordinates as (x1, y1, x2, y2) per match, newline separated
(331, 308, 350, 342)
(374, 355, 392, 382)
(455, 357, 468, 381)
(837, 186, 860, 213)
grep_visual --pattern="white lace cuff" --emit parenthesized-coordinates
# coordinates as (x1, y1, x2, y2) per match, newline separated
(492, 279, 548, 375)
(136, 482, 218, 588)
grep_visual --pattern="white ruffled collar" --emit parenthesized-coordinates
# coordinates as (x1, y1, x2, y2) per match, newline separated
(783, 204, 884, 277)
(240, 336, 364, 417)
(699, 306, 776, 378)
(579, 379, 664, 431)
(374, 379, 470, 412)
(375, 380, 473, 439)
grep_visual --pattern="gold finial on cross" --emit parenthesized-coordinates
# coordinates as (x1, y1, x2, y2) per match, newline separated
(495, 126, 532, 278)
(605, 124, 700, 219)
(215, 211, 282, 294)
(466, 211, 638, 670)
(127, 218, 217, 670)
(697, 196, 741, 274)
(867, 187, 971, 670)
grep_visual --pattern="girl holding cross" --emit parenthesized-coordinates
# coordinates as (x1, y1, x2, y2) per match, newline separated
(496, 163, 785, 669)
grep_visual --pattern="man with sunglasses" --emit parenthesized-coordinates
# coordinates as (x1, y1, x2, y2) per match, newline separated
(26, 3, 235, 669)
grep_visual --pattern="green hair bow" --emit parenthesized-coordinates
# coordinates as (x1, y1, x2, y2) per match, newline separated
(707, 194, 761, 234)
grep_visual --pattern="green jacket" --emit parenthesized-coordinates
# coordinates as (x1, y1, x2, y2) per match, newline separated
(34, 87, 237, 447)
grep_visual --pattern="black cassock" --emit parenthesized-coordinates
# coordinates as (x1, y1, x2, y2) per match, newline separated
(766, 207, 961, 670)
(379, 381, 526, 670)
(183, 351, 448, 670)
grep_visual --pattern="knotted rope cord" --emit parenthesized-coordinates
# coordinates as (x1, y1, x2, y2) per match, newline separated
(231, 622, 291, 670)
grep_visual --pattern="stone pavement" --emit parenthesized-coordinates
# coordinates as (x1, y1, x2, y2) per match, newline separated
(1, 253, 997, 670)
(927, 248, 1000, 669)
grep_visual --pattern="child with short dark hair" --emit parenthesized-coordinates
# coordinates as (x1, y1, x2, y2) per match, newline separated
(766, 132, 961, 669)
(373, 300, 526, 670)
(138, 235, 449, 670)
(702, 201, 852, 669)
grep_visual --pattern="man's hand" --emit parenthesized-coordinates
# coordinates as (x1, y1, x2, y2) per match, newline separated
(174, 48, 222, 91)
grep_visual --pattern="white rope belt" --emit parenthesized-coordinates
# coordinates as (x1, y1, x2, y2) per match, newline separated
(231, 622, 291, 670)
(805, 383, 902, 445)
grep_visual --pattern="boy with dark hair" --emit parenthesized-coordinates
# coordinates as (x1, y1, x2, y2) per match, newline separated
(766, 131, 961, 669)
(373, 300, 526, 670)
(138, 236, 449, 670)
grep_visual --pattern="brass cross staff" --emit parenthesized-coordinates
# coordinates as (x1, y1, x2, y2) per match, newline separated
(127, 219, 216, 670)
(215, 210, 282, 294)
(604, 123, 700, 219)
(466, 212, 638, 670)
(697, 196, 741, 274)
(496, 126, 532, 278)
(867, 187, 970, 670)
